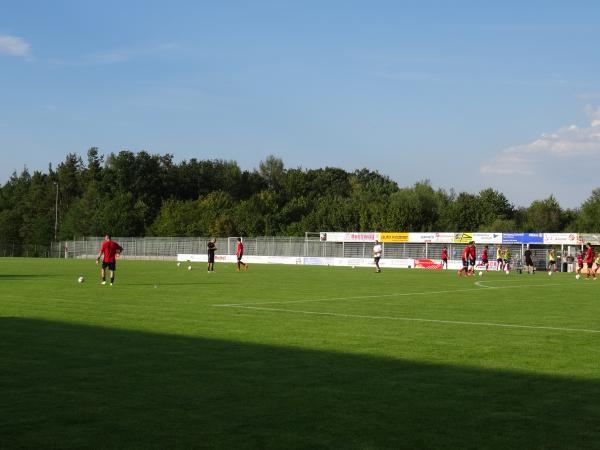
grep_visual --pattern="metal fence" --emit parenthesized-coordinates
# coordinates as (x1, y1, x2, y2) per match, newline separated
(0, 243, 52, 257)
(45, 237, 579, 272)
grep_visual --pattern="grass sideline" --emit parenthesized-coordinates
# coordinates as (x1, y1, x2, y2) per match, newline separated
(1, 257, 600, 449)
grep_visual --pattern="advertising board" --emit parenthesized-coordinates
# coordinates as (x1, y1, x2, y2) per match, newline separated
(502, 233, 544, 244)
(453, 233, 473, 243)
(577, 234, 600, 245)
(380, 232, 409, 243)
(409, 232, 455, 243)
(413, 259, 444, 270)
(471, 233, 503, 244)
(452, 232, 502, 244)
(320, 232, 379, 242)
(543, 233, 578, 245)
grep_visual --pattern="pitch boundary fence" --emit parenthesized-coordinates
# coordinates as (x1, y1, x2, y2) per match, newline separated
(41, 236, 583, 272)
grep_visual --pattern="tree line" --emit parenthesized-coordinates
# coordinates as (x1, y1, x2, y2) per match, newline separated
(1, 148, 599, 253)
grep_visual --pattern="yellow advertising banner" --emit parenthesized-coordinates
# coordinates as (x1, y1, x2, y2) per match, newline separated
(380, 232, 409, 243)
(453, 232, 473, 244)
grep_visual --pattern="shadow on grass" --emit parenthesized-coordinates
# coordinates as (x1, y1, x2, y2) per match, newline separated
(0, 274, 57, 280)
(1, 317, 599, 449)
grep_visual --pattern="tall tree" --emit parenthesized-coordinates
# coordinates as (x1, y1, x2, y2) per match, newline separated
(476, 188, 514, 230)
(443, 192, 481, 230)
(524, 196, 564, 232)
(574, 188, 600, 232)
(258, 155, 285, 190)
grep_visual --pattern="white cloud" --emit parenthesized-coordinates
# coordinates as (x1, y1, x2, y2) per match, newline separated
(481, 107, 600, 175)
(0, 34, 30, 56)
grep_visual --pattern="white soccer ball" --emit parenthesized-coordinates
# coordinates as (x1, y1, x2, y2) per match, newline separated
(478, 271, 483, 276)
(188, 265, 192, 271)
(576, 274, 581, 280)
(177, 262, 181, 267)
(505, 270, 509, 275)
(548, 271, 552, 276)
(78, 276, 85, 283)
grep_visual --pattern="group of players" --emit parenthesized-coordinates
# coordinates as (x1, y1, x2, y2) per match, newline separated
(453, 241, 497, 277)
(94, 235, 249, 285)
(445, 240, 598, 279)
(205, 237, 249, 273)
(95, 234, 598, 284)
(576, 243, 599, 280)
(441, 243, 513, 276)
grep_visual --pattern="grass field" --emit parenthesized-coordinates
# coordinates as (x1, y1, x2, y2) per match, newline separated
(1, 257, 600, 449)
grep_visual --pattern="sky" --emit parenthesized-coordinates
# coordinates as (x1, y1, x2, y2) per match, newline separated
(1, 0, 600, 208)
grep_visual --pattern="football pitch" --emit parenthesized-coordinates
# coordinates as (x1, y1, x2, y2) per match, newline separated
(1, 258, 600, 449)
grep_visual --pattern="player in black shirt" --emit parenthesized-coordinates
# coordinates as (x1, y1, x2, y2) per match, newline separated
(524, 246, 534, 274)
(207, 238, 217, 272)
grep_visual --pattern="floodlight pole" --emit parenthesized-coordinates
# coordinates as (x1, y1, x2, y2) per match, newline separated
(54, 182, 59, 241)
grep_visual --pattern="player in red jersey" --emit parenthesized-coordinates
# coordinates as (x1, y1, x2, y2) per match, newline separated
(457, 243, 471, 277)
(481, 245, 489, 272)
(441, 246, 448, 270)
(576, 251, 584, 275)
(584, 243, 596, 280)
(468, 241, 477, 276)
(96, 234, 123, 286)
(236, 237, 248, 272)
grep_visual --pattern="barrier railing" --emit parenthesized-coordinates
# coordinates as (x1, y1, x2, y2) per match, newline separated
(45, 236, 586, 272)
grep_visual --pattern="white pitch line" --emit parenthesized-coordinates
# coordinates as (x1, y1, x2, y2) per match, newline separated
(223, 305, 600, 335)
(213, 282, 567, 307)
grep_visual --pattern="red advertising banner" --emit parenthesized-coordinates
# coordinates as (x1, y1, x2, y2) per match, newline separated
(413, 259, 444, 270)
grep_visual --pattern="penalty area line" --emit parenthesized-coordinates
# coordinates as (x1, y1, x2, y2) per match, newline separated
(219, 305, 600, 335)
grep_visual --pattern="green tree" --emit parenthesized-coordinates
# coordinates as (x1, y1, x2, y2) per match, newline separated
(573, 188, 600, 232)
(258, 155, 285, 190)
(524, 196, 564, 232)
(60, 184, 103, 238)
(476, 188, 514, 230)
(98, 193, 144, 236)
(444, 192, 481, 230)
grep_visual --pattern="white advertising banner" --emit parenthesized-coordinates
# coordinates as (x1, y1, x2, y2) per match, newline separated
(380, 259, 413, 269)
(320, 232, 380, 242)
(471, 232, 503, 244)
(177, 254, 413, 269)
(577, 234, 600, 245)
(178, 254, 304, 265)
(543, 233, 578, 245)
(409, 232, 455, 243)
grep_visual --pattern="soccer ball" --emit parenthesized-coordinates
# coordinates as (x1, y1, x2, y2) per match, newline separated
(576, 274, 581, 280)
(505, 270, 509, 275)
(548, 271, 552, 276)
(78, 276, 85, 283)
(188, 265, 192, 271)
(177, 262, 181, 267)
(478, 271, 483, 276)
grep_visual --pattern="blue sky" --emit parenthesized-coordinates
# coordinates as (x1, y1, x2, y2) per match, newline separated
(1, 0, 600, 207)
